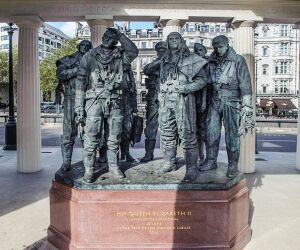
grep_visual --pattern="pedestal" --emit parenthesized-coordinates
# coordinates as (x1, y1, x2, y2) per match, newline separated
(48, 160, 251, 249)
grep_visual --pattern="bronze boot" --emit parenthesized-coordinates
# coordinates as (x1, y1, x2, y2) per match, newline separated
(140, 139, 156, 162)
(156, 147, 177, 174)
(108, 150, 125, 178)
(183, 148, 199, 182)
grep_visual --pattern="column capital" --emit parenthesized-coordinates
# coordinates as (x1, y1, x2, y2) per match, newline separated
(87, 19, 114, 28)
(159, 19, 187, 28)
(231, 20, 257, 29)
(13, 16, 43, 28)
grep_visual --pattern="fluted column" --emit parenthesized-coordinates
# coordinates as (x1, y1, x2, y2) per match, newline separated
(232, 20, 257, 173)
(87, 19, 114, 47)
(294, 22, 300, 170)
(14, 16, 43, 173)
(160, 19, 186, 40)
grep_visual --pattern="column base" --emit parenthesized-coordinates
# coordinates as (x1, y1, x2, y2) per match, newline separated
(3, 120, 17, 150)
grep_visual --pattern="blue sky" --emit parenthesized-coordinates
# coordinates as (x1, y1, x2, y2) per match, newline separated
(47, 21, 154, 37)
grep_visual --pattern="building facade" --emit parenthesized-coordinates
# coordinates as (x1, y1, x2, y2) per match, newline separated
(75, 22, 300, 117)
(0, 23, 69, 59)
(255, 23, 300, 117)
(0, 22, 69, 102)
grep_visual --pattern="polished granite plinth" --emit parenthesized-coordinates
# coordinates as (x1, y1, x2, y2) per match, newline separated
(48, 159, 251, 249)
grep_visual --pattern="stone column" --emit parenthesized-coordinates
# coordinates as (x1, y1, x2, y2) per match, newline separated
(87, 19, 114, 47)
(294, 22, 300, 170)
(14, 16, 43, 173)
(232, 20, 257, 173)
(160, 19, 186, 40)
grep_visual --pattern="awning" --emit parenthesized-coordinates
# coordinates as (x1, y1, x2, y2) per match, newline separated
(273, 99, 297, 110)
(259, 98, 297, 109)
(260, 99, 275, 108)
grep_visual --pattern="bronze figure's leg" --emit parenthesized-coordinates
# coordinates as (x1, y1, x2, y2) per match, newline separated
(223, 104, 241, 178)
(157, 106, 177, 173)
(107, 108, 125, 178)
(141, 98, 159, 162)
(201, 106, 221, 171)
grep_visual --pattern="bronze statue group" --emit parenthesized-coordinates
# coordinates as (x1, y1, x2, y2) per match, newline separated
(56, 28, 254, 184)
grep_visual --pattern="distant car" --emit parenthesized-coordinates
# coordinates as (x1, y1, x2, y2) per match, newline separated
(0, 102, 7, 109)
(41, 102, 56, 113)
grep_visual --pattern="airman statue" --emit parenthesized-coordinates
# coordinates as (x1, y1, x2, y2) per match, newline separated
(56, 40, 92, 171)
(120, 63, 138, 162)
(158, 32, 207, 182)
(201, 35, 255, 178)
(75, 28, 138, 183)
(193, 43, 209, 165)
(140, 41, 167, 162)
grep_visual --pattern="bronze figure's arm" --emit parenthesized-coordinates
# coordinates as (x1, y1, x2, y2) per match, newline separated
(143, 59, 161, 76)
(177, 67, 208, 94)
(74, 52, 89, 125)
(56, 57, 78, 81)
(118, 33, 139, 64)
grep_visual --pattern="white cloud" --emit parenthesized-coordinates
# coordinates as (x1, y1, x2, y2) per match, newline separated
(59, 22, 77, 38)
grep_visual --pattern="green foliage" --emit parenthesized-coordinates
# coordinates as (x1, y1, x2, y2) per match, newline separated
(0, 48, 18, 84)
(40, 38, 78, 100)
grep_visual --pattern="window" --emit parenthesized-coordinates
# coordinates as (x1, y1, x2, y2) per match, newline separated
(141, 91, 147, 103)
(152, 29, 158, 38)
(280, 42, 288, 55)
(215, 25, 220, 33)
(263, 86, 267, 93)
(280, 25, 288, 37)
(141, 30, 147, 38)
(45, 46, 50, 52)
(0, 44, 9, 49)
(141, 42, 147, 49)
(130, 30, 136, 38)
(1, 26, 8, 32)
(274, 80, 290, 94)
(39, 44, 44, 50)
(200, 25, 209, 33)
(141, 74, 146, 85)
(262, 25, 269, 37)
(188, 24, 195, 32)
(45, 38, 50, 45)
(275, 61, 289, 74)
(209, 25, 215, 33)
(1, 35, 8, 41)
(262, 46, 269, 56)
(280, 61, 288, 74)
(262, 65, 268, 75)
(220, 25, 226, 33)
(57, 43, 61, 48)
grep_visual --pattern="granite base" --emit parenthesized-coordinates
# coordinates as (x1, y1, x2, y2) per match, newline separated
(48, 161, 251, 249)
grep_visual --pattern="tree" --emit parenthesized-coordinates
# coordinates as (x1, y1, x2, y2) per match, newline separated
(40, 38, 79, 101)
(0, 48, 18, 103)
(0, 48, 18, 84)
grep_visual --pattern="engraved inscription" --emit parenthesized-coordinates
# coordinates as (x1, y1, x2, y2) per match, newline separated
(115, 210, 192, 234)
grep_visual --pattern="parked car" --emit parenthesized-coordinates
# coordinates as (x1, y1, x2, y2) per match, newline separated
(0, 102, 8, 110)
(41, 102, 56, 113)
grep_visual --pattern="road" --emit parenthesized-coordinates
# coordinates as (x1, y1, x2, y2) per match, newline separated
(0, 125, 297, 152)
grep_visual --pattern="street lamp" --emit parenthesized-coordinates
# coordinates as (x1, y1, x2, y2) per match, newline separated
(3, 23, 17, 150)
(254, 32, 261, 154)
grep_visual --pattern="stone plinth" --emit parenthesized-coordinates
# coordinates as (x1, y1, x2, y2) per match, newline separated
(48, 159, 251, 249)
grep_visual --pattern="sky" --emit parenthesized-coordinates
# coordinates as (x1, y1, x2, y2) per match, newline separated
(47, 21, 154, 37)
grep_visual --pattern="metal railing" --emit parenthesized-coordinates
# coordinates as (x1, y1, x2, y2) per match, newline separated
(0, 114, 298, 127)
